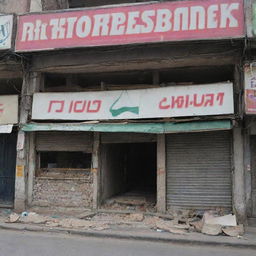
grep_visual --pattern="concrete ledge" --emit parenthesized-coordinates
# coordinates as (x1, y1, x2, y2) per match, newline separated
(0, 223, 255, 249)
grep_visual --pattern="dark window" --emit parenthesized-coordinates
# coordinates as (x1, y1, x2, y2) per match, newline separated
(40, 151, 91, 169)
(68, 0, 149, 8)
(37, 151, 92, 178)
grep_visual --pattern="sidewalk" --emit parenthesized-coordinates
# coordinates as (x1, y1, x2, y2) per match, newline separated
(0, 210, 255, 248)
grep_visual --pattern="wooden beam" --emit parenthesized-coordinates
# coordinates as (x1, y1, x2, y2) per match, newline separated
(157, 134, 166, 213)
(31, 41, 242, 74)
(92, 132, 100, 209)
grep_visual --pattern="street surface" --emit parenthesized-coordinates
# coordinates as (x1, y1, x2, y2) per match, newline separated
(0, 229, 254, 256)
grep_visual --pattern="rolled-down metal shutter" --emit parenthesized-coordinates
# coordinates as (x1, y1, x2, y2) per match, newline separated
(166, 131, 232, 211)
(36, 132, 93, 152)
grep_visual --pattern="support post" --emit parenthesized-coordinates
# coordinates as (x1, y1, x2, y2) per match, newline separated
(233, 127, 247, 223)
(27, 132, 36, 205)
(92, 132, 100, 210)
(157, 134, 166, 213)
(14, 72, 41, 212)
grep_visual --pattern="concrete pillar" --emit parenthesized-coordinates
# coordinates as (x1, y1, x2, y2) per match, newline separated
(233, 127, 247, 223)
(14, 72, 41, 212)
(157, 134, 166, 213)
(14, 131, 27, 211)
(92, 132, 100, 209)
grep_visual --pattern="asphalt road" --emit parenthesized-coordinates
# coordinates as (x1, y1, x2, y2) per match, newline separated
(0, 229, 254, 256)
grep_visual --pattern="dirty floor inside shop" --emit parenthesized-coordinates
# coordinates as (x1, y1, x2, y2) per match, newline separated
(101, 191, 156, 213)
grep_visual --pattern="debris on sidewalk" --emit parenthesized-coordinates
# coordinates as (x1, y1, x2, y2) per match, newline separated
(76, 211, 96, 220)
(2, 208, 245, 238)
(20, 212, 48, 224)
(9, 213, 20, 223)
(222, 225, 244, 237)
(155, 219, 188, 235)
(190, 220, 203, 232)
(199, 211, 243, 236)
(93, 224, 110, 231)
(203, 213, 237, 226)
(125, 213, 144, 222)
(201, 224, 222, 236)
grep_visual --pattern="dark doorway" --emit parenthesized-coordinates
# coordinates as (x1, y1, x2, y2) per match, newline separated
(101, 142, 156, 211)
(0, 133, 17, 206)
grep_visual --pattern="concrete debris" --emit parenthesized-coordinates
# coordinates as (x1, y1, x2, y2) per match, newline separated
(222, 225, 244, 237)
(4, 209, 243, 238)
(77, 212, 96, 220)
(190, 220, 203, 232)
(203, 213, 237, 227)
(20, 212, 48, 224)
(172, 223, 190, 230)
(46, 220, 59, 227)
(9, 213, 20, 223)
(155, 219, 188, 234)
(156, 220, 188, 235)
(93, 224, 110, 231)
(201, 223, 222, 236)
(57, 218, 94, 229)
(126, 213, 144, 222)
(143, 216, 162, 229)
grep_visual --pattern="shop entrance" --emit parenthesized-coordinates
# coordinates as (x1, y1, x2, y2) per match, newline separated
(101, 142, 156, 211)
(0, 133, 17, 207)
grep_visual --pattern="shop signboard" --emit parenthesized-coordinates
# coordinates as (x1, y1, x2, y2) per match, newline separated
(32, 83, 234, 120)
(244, 65, 256, 114)
(0, 15, 13, 50)
(0, 95, 18, 124)
(16, 0, 244, 52)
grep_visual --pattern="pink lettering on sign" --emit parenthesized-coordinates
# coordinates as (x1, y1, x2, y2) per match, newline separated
(158, 92, 225, 110)
(0, 104, 4, 113)
(47, 99, 102, 114)
(15, 0, 244, 52)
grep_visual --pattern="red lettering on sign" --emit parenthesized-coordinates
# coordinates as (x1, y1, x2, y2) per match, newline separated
(87, 100, 102, 113)
(159, 97, 170, 109)
(47, 100, 64, 113)
(158, 92, 226, 110)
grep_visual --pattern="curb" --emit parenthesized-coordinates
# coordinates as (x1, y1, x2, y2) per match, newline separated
(0, 223, 255, 249)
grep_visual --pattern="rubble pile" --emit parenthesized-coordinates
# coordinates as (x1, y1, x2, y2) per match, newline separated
(5, 210, 244, 237)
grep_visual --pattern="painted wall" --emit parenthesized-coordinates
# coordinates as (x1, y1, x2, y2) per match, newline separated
(0, 0, 30, 14)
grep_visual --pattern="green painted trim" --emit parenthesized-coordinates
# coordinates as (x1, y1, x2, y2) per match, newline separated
(21, 120, 232, 134)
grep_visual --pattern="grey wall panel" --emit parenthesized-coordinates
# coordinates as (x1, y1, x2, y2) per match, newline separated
(36, 132, 93, 152)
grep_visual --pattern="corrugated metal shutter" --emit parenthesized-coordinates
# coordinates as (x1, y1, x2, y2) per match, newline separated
(101, 133, 156, 143)
(166, 131, 232, 211)
(36, 132, 93, 152)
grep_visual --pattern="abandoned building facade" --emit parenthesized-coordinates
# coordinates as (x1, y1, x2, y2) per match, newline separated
(0, 0, 256, 225)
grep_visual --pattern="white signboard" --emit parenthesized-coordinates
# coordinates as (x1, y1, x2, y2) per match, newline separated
(0, 15, 13, 50)
(32, 83, 234, 121)
(0, 95, 18, 124)
(0, 124, 13, 133)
